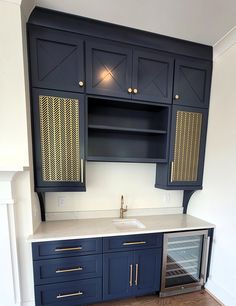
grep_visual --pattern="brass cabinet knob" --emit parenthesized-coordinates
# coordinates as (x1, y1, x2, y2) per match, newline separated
(128, 87, 133, 93)
(79, 81, 84, 87)
(174, 94, 180, 100)
(133, 88, 138, 94)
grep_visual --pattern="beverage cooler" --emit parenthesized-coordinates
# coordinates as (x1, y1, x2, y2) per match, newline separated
(160, 230, 211, 297)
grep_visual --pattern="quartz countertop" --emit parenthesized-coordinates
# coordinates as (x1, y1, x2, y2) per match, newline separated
(28, 214, 214, 242)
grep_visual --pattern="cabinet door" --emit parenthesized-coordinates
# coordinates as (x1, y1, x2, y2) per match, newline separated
(29, 26, 84, 93)
(173, 58, 212, 108)
(86, 40, 132, 99)
(132, 50, 174, 104)
(134, 249, 162, 296)
(31, 88, 85, 191)
(103, 252, 134, 300)
(168, 105, 208, 187)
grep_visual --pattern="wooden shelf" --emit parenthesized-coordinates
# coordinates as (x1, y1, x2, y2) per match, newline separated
(87, 156, 167, 163)
(88, 124, 167, 135)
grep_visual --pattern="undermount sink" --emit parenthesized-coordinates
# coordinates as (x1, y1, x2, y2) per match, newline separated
(112, 218, 146, 230)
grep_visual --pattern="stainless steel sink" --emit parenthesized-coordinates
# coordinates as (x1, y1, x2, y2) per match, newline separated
(112, 218, 146, 229)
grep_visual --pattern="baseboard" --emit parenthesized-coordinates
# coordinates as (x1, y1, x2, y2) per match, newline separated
(206, 279, 236, 306)
(46, 206, 183, 220)
(205, 288, 225, 305)
(21, 301, 35, 306)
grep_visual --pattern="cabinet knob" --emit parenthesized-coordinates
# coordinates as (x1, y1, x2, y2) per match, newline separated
(79, 81, 84, 87)
(133, 88, 138, 94)
(174, 94, 180, 100)
(128, 87, 133, 93)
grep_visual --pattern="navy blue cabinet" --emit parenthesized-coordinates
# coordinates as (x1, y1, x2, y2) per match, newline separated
(134, 248, 162, 296)
(103, 248, 162, 300)
(173, 58, 212, 108)
(103, 251, 133, 300)
(31, 88, 85, 192)
(28, 26, 85, 93)
(86, 40, 133, 99)
(86, 40, 174, 103)
(35, 278, 102, 306)
(155, 105, 208, 189)
(27, 7, 212, 218)
(132, 50, 174, 104)
(32, 238, 102, 306)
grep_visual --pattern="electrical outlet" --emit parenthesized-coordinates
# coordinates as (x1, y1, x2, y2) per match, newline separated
(58, 196, 65, 207)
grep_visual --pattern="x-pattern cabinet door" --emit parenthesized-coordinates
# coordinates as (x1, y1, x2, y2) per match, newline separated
(86, 40, 133, 99)
(29, 26, 85, 93)
(173, 58, 212, 108)
(132, 50, 174, 104)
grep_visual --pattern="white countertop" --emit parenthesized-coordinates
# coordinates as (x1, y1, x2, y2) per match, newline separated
(29, 214, 215, 242)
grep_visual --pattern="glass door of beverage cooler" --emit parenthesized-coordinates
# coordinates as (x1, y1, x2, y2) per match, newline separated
(160, 230, 210, 296)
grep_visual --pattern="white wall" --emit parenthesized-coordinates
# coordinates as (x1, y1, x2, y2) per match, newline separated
(189, 43, 236, 306)
(46, 163, 183, 219)
(0, 0, 29, 169)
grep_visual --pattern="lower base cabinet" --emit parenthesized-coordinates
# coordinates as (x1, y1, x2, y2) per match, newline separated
(32, 234, 162, 306)
(103, 248, 162, 300)
(35, 278, 102, 306)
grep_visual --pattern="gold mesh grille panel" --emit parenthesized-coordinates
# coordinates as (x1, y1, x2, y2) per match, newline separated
(39, 95, 80, 182)
(171, 111, 202, 182)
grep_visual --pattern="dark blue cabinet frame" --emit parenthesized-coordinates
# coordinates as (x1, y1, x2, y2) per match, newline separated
(27, 7, 213, 220)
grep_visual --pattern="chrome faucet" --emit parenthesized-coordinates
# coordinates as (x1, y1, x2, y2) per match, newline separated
(120, 195, 128, 218)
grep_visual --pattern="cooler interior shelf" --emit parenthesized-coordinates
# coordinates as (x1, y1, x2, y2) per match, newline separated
(87, 97, 170, 162)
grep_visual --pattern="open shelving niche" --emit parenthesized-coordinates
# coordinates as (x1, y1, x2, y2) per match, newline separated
(86, 96, 171, 163)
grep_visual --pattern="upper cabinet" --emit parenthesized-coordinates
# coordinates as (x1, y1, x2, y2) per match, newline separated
(173, 58, 212, 108)
(86, 40, 133, 99)
(31, 88, 86, 192)
(86, 40, 174, 103)
(27, 8, 213, 219)
(28, 26, 85, 93)
(132, 50, 174, 104)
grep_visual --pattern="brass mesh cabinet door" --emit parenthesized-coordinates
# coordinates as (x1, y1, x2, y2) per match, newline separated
(32, 89, 85, 191)
(169, 106, 208, 187)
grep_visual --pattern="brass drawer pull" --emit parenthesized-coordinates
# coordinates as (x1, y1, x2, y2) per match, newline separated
(123, 241, 146, 246)
(56, 291, 83, 299)
(170, 161, 174, 182)
(56, 267, 83, 273)
(80, 158, 84, 183)
(129, 264, 133, 287)
(135, 263, 139, 286)
(54, 246, 82, 252)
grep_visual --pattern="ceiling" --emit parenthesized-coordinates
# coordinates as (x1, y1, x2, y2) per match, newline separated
(34, 0, 236, 46)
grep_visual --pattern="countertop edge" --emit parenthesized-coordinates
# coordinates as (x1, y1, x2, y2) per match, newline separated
(28, 224, 215, 243)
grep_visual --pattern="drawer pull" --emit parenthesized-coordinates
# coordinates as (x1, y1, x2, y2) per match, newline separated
(123, 241, 146, 246)
(135, 263, 139, 286)
(56, 291, 83, 299)
(56, 267, 83, 273)
(54, 246, 82, 252)
(129, 264, 133, 287)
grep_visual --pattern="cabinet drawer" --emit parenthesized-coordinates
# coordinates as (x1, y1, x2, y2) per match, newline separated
(103, 233, 162, 252)
(32, 238, 102, 260)
(34, 254, 102, 285)
(35, 278, 102, 306)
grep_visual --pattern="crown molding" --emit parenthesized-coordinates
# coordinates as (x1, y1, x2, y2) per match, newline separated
(213, 25, 236, 60)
